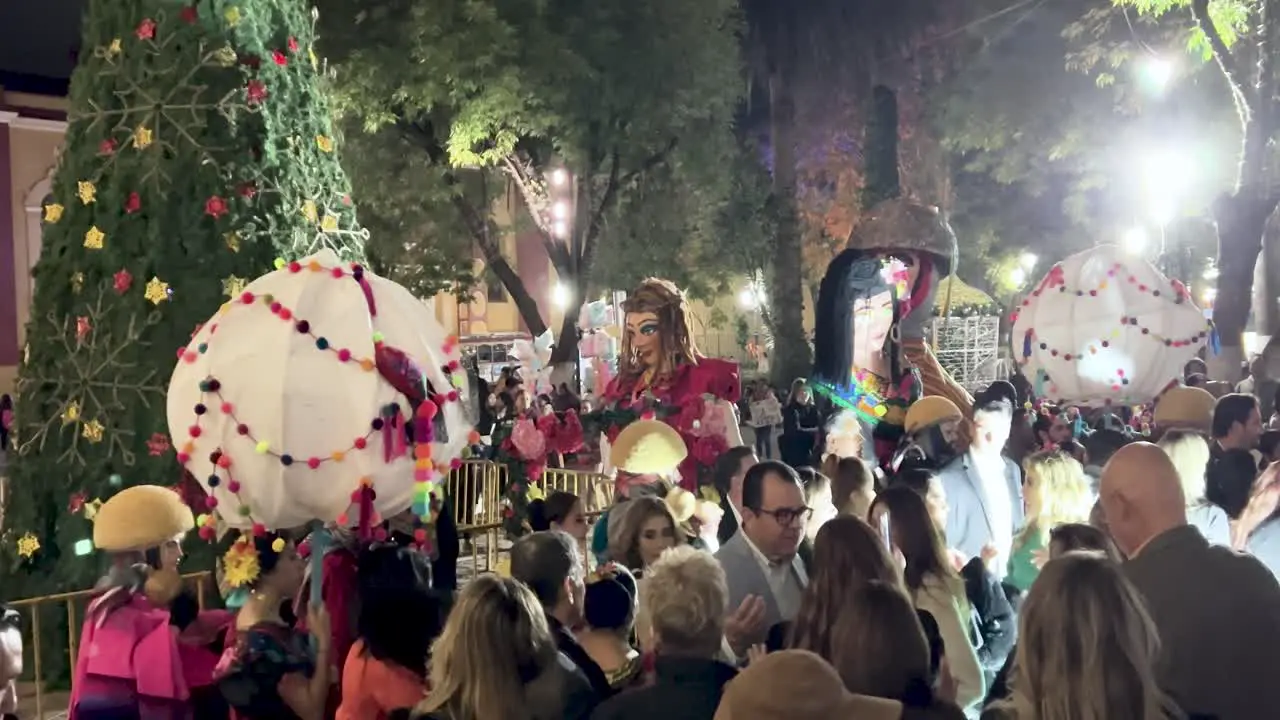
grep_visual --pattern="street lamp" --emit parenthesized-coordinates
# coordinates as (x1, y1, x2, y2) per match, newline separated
(552, 283, 571, 309)
(550, 168, 568, 187)
(552, 201, 569, 220)
(1008, 267, 1027, 289)
(1020, 253, 1038, 271)
(1123, 227, 1149, 255)
(1140, 56, 1174, 93)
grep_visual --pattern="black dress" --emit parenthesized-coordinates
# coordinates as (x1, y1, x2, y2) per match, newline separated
(216, 622, 315, 720)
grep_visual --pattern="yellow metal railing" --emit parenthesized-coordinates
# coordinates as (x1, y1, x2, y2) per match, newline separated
(9, 461, 614, 717)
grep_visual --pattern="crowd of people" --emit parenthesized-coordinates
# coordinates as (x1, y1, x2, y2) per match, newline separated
(50, 352, 1280, 720)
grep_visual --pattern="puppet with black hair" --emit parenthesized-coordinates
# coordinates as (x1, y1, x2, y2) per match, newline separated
(813, 86, 970, 472)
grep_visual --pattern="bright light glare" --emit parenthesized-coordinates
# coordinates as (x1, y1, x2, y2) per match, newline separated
(1020, 253, 1038, 270)
(738, 286, 766, 309)
(552, 220, 569, 238)
(1202, 287, 1217, 305)
(1008, 268, 1027, 288)
(552, 201, 569, 220)
(1141, 150, 1186, 224)
(1204, 267, 1220, 280)
(552, 283, 571, 308)
(1142, 57, 1174, 91)
(1123, 227, 1148, 255)
(550, 169, 568, 186)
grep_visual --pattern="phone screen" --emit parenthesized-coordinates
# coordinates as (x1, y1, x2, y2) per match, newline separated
(879, 510, 892, 550)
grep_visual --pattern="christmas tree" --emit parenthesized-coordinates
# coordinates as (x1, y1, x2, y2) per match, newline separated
(3, 0, 366, 605)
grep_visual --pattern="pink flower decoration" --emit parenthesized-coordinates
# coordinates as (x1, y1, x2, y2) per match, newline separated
(510, 417, 546, 461)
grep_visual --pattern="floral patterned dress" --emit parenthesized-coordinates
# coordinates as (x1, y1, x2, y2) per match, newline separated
(215, 622, 315, 720)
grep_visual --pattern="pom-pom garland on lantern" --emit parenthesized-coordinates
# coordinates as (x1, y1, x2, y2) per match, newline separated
(168, 250, 472, 540)
(1011, 247, 1210, 407)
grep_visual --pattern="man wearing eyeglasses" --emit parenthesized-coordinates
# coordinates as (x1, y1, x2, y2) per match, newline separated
(715, 461, 811, 633)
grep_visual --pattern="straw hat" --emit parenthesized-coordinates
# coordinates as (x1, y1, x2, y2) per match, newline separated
(1153, 385, 1216, 433)
(904, 396, 962, 434)
(664, 487, 698, 524)
(612, 419, 688, 474)
(714, 650, 903, 720)
(94, 485, 195, 552)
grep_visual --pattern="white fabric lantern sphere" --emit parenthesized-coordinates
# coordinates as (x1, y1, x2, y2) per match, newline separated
(167, 250, 472, 531)
(1011, 245, 1211, 407)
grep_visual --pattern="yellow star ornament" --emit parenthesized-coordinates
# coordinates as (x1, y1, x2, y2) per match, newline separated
(222, 275, 247, 298)
(82, 419, 105, 443)
(107, 39, 122, 57)
(316, 135, 334, 153)
(84, 226, 105, 250)
(225, 232, 241, 253)
(16, 533, 40, 560)
(43, 203, 64, 223)
(301, 200, 318, 223)
(61, 401, 81, 425)
(320, 214, 339, 232)
(133, 125, 153, 149)
(77, 181, 97, 205)
(144, 276, 170, 305)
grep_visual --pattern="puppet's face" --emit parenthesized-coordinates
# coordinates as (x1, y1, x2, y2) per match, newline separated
(626, 311, 663, 370)
(850, 258, 911, 371)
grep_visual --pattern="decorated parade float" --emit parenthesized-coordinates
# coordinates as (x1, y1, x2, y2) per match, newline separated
(1011, 244, 1212, 409)
(812, 86, 975, 472)
(492, 277, 742, 535)
(167, 248, 474, 573)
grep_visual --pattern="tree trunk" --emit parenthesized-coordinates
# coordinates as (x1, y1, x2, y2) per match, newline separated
(767, 19, 811, 387)
(1208, 190, 1276, 379)
(484, 250, 549, 338)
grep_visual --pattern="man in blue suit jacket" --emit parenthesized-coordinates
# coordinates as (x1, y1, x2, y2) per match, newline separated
(937, 382, 1024, 576)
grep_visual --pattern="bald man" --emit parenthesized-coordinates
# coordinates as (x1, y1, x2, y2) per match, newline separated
(1100, 442, 1280, 720)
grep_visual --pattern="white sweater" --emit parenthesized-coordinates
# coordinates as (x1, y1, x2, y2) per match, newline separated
(913, 573, 985, 715)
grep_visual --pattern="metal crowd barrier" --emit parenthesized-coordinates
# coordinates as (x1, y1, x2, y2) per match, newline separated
(7, 460, 614, 717)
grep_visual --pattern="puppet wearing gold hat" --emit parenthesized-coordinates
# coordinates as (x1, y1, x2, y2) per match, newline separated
(69, 484, 232, 719)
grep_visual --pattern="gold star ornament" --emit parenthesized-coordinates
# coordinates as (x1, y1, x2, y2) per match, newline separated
(43, 203, 64, 223)
(320, 214, 339, 232)
(301, 200, 318, 223)
(16, 533, 40, 560)
(225, 231, 241, 253)
(84, 226, 105, 250)
(77, 181, 97, 205)
(133, 125, 153, 149)
(82, 419, 105, 444)
(144, 276, 170, 305)
(71, 272, 85, 293)
(61, 401, 81, 425)
(316, 135, 334, 153)
(222, 274, 247, 298)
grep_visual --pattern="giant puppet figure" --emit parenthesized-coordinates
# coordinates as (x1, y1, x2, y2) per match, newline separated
(600, 278, 743, 489)
(813, 87, 972, 472)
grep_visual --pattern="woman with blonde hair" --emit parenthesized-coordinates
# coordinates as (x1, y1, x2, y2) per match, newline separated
(983, 553, 1182, 720)
(606, 496, 683, 576)
(1157, 429, 1230, 545)
(1006, 450, 1094, 591)
(407, 574, 563, 720)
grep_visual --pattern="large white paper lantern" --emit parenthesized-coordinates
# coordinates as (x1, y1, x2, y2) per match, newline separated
(1011, 245, 1211, 406)
(167, 250, 472, 532)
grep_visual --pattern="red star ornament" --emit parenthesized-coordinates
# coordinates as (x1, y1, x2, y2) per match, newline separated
(205, 195, 228, 218)
(124, 191, 141, 214)
(136, 18, 156, 40)
(68, 493, 86, 514)
(246, 80, 268, 105)
(75, 316, 91, 342)
(113, 268, 133, 294)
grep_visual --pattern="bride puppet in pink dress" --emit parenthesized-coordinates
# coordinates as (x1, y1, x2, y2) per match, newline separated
(68, 485, 232, 720)
(599, 278, 743, 491)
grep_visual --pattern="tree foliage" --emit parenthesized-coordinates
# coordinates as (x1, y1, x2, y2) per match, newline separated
(316, 0, 749, 359)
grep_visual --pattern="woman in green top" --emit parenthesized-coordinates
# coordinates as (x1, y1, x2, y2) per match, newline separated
(1006, 449, 1094, 591)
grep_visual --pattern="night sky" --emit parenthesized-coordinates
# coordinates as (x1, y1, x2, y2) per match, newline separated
(0, 0, 83, 83)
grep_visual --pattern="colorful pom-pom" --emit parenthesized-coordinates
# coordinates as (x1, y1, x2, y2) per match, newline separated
(271, 537, 286, 553)
(255, 441, 270, 454)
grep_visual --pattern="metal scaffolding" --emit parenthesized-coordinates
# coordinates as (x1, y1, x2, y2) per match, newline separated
(926, 315, 1004, 392)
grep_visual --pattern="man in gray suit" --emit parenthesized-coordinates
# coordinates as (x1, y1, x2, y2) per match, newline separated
(1102, 443, 1280, 720)
(938, 381, 1024, 576)
(714, 461, 810, 633)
